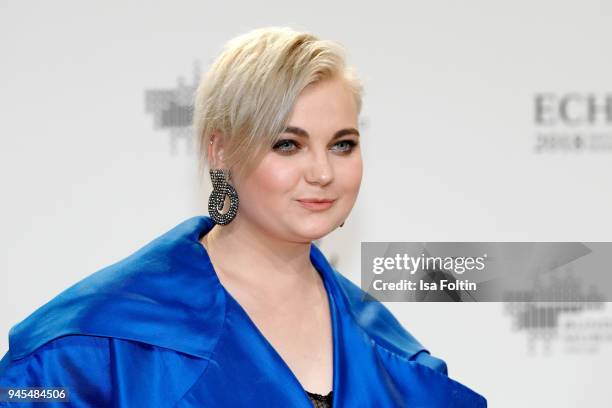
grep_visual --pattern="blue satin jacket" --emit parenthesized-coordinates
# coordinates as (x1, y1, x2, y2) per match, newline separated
(0, 215, 486, 407)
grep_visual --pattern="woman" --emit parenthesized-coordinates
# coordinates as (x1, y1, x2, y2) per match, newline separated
(0, 27, 486, 407)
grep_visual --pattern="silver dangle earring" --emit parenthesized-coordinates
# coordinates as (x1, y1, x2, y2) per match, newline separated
(208, 169, 239, 225)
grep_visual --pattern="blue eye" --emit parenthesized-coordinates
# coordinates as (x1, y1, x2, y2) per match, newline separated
(272, 139, 299, 153)
(332, 140, 358, 153)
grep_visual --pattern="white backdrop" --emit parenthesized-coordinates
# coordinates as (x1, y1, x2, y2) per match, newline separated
(1, 1, 611, 406)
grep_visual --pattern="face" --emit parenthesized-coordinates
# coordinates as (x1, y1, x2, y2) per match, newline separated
(231, 76, 363, 242)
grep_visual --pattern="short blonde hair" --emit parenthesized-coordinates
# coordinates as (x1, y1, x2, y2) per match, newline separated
(193, 26, 363, 181)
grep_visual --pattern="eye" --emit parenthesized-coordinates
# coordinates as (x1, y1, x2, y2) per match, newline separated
(272, 139, 300, 153)
(331, 140, 358, 153)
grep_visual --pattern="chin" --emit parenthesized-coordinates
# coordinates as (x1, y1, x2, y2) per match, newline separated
(293, 219, 338, 241)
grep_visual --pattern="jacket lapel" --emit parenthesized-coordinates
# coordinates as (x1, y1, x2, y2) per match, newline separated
(311, 241, 486, 407)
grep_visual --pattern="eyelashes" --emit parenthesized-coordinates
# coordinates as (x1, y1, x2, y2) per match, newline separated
(272, 139, 358, 154)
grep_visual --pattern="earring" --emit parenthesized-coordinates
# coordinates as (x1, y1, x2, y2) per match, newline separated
(208, 169, 239, 225)
(340, 221, 345, 228)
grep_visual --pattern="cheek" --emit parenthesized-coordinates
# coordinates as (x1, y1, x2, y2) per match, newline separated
(242, 159, 302, 200)
(337, 156, 363, 193)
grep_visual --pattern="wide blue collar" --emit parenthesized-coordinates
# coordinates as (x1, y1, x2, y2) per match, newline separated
(9, 215, 428, 363)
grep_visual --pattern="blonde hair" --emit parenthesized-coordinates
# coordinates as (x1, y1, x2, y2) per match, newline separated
(193, 26, 363, 181)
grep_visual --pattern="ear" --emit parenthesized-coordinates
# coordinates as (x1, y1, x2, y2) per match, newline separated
(208, 131, 226, 169)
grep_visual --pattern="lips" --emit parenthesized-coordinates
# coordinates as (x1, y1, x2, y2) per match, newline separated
(296, 198, 336, 211)
(297, 198, 335, 203)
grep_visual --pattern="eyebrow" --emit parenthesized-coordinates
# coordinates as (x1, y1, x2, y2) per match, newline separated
(282, 126, 360, 140)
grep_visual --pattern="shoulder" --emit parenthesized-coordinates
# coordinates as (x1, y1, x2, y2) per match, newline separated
(6, 215, 224, 362)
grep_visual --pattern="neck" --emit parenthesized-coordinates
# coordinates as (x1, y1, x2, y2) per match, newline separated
(201, 214, 320, 298)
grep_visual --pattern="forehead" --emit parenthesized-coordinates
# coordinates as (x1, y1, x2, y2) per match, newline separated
(286, 77, 358, 129)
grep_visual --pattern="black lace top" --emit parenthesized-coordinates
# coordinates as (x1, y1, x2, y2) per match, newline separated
(306, 390, 333, 408)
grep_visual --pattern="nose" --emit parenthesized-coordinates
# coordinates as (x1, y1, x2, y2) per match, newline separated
(305, 150, 334, 186)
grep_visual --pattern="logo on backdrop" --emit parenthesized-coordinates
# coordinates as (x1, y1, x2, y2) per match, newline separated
(504, 269, 612, 355)
(534, 93, 612, 153)
(145, 61, 201, 155)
